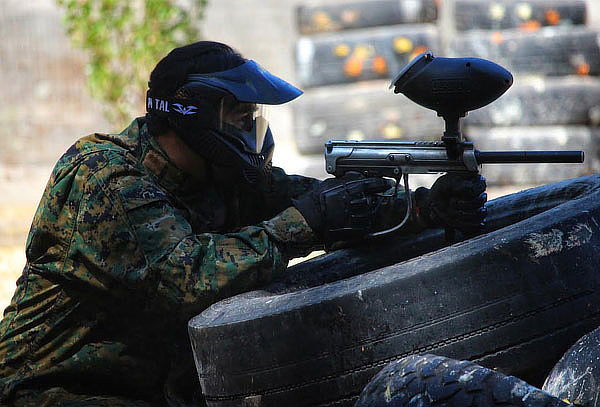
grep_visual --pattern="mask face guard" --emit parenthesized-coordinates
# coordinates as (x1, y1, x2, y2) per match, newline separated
(218, 97, 270, 153)
(145, 60, 302, 183)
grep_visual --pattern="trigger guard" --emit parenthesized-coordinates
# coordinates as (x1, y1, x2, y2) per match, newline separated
(367, 173, 413, 238)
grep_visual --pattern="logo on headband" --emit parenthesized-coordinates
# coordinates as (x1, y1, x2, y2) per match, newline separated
(147, 97, 171, 113)
(147, 97, 198, 116)
(172, 104, 198, 115)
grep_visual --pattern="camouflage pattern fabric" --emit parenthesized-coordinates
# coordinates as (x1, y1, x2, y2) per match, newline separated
(0, 118, 321, 406)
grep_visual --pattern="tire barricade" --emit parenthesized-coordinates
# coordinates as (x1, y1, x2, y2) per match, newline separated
(190, 175, 600, 406)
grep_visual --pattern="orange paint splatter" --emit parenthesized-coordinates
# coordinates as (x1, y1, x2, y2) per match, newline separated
(372, 56, 388, 75)
(546, 9, 561, 25)
(344, 56, 364, 77)
(341, 9, 360, 24)
(577, 63, 590, 76)
(491, 32, 504, 44)
(409, 46, 429, 61)
(520, 20, 541, 32)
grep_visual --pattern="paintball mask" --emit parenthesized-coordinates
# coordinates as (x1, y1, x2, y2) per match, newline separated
(146, 60, 303, 184)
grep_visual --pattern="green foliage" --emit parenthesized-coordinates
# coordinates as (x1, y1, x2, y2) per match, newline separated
(56, 0, 207, 128)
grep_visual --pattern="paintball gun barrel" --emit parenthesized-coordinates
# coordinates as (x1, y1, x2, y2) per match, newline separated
(324, 52, 584, 237)
(325, 140, 583, 179)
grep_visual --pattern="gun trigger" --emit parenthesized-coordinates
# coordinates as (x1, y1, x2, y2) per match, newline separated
(366, 173, 413, 239)
(394, 176, 401, 197)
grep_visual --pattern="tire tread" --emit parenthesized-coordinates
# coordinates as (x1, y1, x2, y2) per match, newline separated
(355, 355, 571, 407)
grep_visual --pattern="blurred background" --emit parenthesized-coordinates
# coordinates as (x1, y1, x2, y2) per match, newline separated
(1, 0, 600, 311)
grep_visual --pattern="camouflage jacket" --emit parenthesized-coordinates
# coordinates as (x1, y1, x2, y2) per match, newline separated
(0, 118, 321, 405)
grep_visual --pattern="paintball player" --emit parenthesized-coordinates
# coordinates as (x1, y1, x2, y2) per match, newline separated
(0, 41, 486, 406)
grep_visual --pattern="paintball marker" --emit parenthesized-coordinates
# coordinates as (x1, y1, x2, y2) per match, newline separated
(324, 52, 584, 238)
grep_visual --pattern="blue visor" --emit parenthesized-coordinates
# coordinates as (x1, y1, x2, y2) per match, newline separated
(186, 60, 303, 105)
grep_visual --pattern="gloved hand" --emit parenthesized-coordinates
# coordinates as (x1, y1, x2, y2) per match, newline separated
(414, 173, 487, 234)
(292, 173, 393, 243)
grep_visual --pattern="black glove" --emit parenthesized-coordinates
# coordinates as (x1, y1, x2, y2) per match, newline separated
(292, 174, 393, 243)
(415, 173, 487, 234)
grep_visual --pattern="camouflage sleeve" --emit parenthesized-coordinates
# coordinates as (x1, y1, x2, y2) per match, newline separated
(73, 157, 318, 320)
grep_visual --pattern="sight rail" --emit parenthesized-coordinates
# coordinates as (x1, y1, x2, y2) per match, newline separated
(325, 140, 584, 180)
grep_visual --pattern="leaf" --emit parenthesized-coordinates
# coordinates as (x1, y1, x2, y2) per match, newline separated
(55, 0, 205, 127)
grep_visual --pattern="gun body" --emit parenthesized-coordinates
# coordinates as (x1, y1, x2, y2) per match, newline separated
(325, 140, 583, 179)
(322, 53, 585, 238)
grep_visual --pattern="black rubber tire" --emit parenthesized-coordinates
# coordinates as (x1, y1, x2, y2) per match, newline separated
(464, 77, 600, 127)
(464, 126, 600, 186)
(543, 326, 600, 407)
(296, 25, 439, 88)
(292, 81, 443, 155)
(449, 27, 600, 77)
(450, 0, 586, 32)
(189, 175, 600, 407)
(270, 175, 599, 293)
(296, 0, 438, 35)
(356, 354, 570, 407)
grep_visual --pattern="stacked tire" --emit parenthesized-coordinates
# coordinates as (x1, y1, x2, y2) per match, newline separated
(440, 0, 600, 185)
(190, 174, 600, 406)
(355, 323, 600, 407)
(355, 354, 571, 407)
(293, 0, 443, 178)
